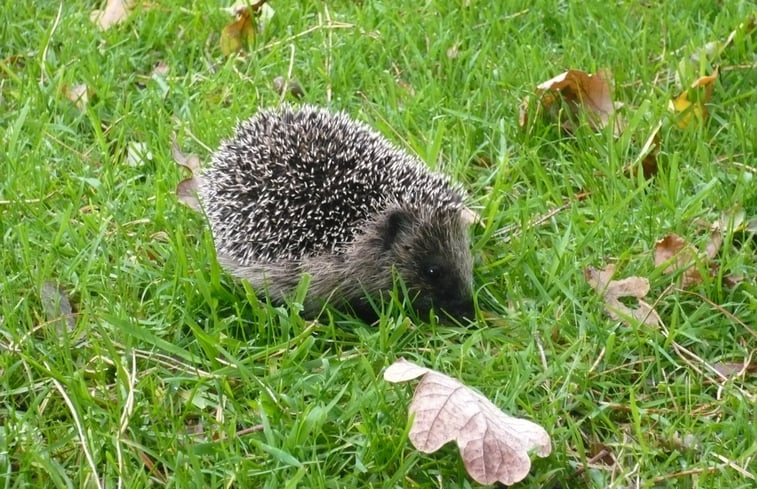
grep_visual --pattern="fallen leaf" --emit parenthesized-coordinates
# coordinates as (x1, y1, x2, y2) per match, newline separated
(152, 61, 170, 77)
(446, 43, 461, 59)
(172, 136, 202, 211)
(272, 76, 304, 99)
(520, 69, 623, 134)
(90, 0, 136, 31)
(384, 358, 551, 486)
(654, 234, 703, 287)
(584, 265, 661, 326)
(723, 274, 745, 288)
(171, 135, 201, 174)
(126, 141, 153, 167)
(40, 281, 75, 332)
(62, 83, 91, 111)
(624, 121, 662, 179)
(712, 359, 756, 379)
(653, 210, 736, 288)
(220, 7, 256, 56)
(220, 9, 254, 56)
(176, 179, 201, 211)
(668, 68, 718, 129)
(687, 16, 756, 65)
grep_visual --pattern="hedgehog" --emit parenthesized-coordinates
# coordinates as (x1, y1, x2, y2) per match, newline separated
(196, 105, 474, 321)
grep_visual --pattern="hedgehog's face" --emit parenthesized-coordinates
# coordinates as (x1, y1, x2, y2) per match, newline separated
(380, 207, 475, 321)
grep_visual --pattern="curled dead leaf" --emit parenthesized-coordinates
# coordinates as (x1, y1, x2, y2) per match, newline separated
(171, 136, 201, 174)
(654, 234, 703, 287)
(384, 358, 551, 486)
(272, 76, 304, 99)
(152, 61, 170, 77)
(172, 136, 203, 212)
(668, 68, 718, 129)
(90, 0, 135, 31)
(40, 281, 76, 333)
(220, 7, 256, 56)
(712, 360, 757, 379)
(585, 265, 661, 326)
(62, 83, 92, 112)
(653, 211, 746, 288)
(176, 179, 201, 212)
(520, 69, 623, 135)
(624, 121, 662, 179)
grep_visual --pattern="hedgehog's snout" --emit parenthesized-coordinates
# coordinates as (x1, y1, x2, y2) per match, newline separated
(411, 290, 473, 323)
(444, 297, 475, 322)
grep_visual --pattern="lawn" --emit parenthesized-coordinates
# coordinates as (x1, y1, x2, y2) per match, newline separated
(1, 1, 755, 488)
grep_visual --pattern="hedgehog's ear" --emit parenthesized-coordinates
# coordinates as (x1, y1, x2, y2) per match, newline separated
(380, 208, 412, 250)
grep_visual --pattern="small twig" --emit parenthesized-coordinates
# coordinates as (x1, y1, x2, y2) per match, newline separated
(51, 375, 104, 489)
(721, 62, 757, 71)
(40, 1, 63, 84)
(323, 5, 333, 103)
(588, 346, 606, 374)
(359, 96, 414, 152)
(589, 357, 653, 379)
(260, 21, 354, 52)
(236, 425, 264, 437)
(676, 288, 757, 340)
(716, 154, 757, 174)
(533, 332, 548, 371)
(279, 44, 296, 105)
(496, 191, 590, 240)
(180, 124, 213, 154)
(667, 337, 754, 402)
(116, 350, 136, 489)
(0, 191, 57, 205)
(44, 130, 96, 166)
(712, 452, 756, 480)
(651, 466, 721, 483)
(566, 448, 613, 481)
(250, 0, 269, 12)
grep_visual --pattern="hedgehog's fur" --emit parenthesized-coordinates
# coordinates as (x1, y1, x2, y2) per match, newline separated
(199, 105, 474, 320)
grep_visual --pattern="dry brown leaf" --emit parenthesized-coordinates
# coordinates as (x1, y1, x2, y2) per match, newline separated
(171, 136, 201, 174)
(90, 0, 136, 31)
(152, 61, 170, 77)
(625, 121, 662, 179)
(654, 234, 703, 287)
(669, 69, 719, 128)
(272, 76, 304, 99)
(172, 136, 202, 211)
(584, 265, 661, 326)
(62, 83, 91, 111)
(520, 69, 623, 134)
(384, 358, 551, 486)
(219, 1, 273, 57)
(712, 359, 756, 379)
(654, 211, 746, 287)
(724, 274, 745, 288)
(220, 7, 255, 56)
(653, 212, 734, 287)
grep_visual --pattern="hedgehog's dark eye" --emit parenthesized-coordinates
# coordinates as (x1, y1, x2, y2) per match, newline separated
(423, 264, 441, 281)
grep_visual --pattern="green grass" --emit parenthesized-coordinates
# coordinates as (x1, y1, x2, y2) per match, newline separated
(1, 1, 756, 487)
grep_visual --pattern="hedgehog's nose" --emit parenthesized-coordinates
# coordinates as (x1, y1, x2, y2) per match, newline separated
(443, 298, 475, 323)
